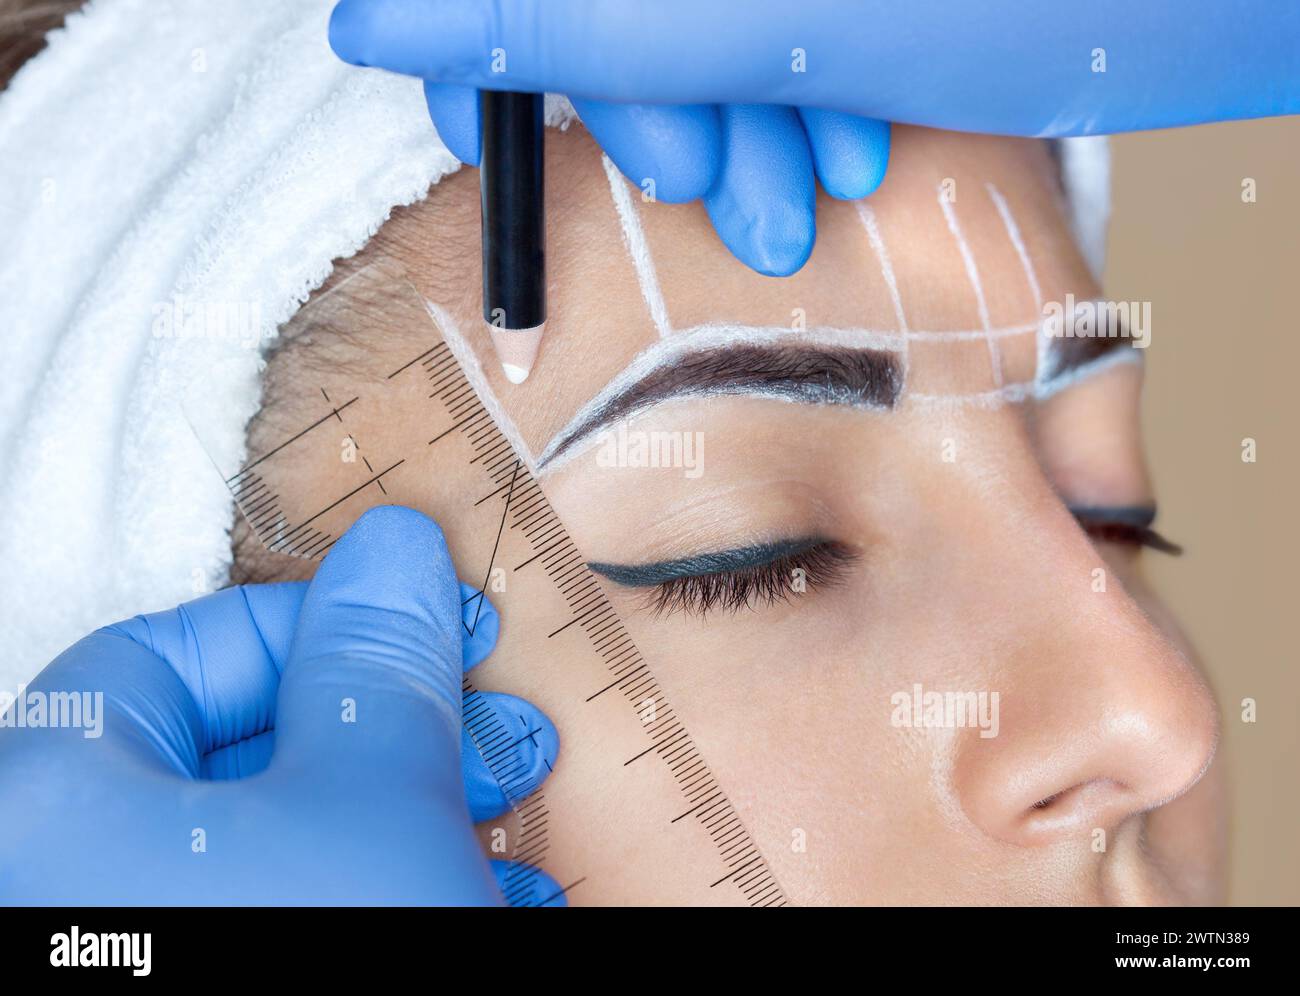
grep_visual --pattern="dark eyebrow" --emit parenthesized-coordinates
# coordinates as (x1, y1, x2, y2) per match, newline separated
(539, 343, 902, 467)
(1041, 310, 1140, 383)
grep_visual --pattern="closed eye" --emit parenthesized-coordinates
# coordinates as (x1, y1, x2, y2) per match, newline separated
(589, 539, 857, 617)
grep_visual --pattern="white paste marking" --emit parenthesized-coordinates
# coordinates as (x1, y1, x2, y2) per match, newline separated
(424, 299, 538, 475)
(938, 186, 1002, 388)
(600, 153, 672, 339)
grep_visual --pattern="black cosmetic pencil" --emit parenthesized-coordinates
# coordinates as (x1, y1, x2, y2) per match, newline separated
(480, 90, 546, 384)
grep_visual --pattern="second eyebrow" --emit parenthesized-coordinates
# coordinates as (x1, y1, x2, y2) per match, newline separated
(1041, 306, 1143, 384)
(539, 343, 902, 468)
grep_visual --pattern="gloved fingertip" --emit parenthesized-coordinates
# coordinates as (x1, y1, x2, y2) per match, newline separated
(710, 195, 817, 277)
(318, 505, 456, 602)
(799, 109, 891, 200)
(327, 0, 368, 66)
(572, 99, 722, 203)
(756, 205, 817, 277)
(458, 582, 499, 670)
(278, 505, 464, 750)
(424, 81, 481, 165)
(462, 692, 559, 823)
(705, 105, 817, 276)
(625, 153, 718, 205)
(491, 860, 568, 908)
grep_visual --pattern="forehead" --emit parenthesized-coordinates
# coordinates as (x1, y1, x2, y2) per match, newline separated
(384, 125, 1102, 465)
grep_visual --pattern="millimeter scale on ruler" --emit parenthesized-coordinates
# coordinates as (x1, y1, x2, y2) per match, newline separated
(193, 261, 787, 906)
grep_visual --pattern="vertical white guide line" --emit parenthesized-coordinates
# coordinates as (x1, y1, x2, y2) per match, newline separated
(938, 185, 1001, 387)
(600, 153, 673, 339)
(856, 202, 910, 377)
(986, 182, 1047, 383)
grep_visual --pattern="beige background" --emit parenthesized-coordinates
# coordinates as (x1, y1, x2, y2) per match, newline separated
(1107, 117, 1299, 906)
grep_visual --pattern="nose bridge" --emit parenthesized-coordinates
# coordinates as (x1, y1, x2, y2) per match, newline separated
(942, 492, 1219, 847)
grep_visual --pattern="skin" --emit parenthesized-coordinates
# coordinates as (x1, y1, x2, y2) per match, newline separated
(231, 124, 1225, 905)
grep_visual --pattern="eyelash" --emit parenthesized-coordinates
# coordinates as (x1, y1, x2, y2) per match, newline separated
(645, 509, 1180, 619)
(645, 542, 856, 618)
(1072, 513, 1184, 555)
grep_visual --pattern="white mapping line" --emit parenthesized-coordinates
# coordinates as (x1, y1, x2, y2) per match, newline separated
(855, 203, 910, 334)
(908, 382, 1034, 409)
(908, 348, 1144, 409)
(534, 322, 907, 475)
(1035, 311, 1053, 392)
(854, 202, 910, 384)
(907, 321, 1038, 342)
(1033, 349, 1143, 402)
(937, 186, 1002, 388)
(669, 322, 906, 354)
(986, 181, 1049, 387)
(424, 299, 538, 476)
(600, 153, 673, 339)
(985, 183, 1042, 311)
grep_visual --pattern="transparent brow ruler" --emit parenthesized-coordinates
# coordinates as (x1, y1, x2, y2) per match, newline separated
(193, 263, 786, 907)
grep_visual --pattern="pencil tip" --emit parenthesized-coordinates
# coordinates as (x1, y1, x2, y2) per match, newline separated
(488, 323, 544, 385)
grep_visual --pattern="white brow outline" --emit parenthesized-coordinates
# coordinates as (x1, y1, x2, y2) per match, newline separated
(534, 323, 908, 475)
(449, 158, 1119, 472)
(425, 300, 539, 475)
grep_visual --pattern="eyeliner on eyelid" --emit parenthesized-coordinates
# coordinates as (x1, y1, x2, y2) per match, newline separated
(1068, 505, 1157, 528)
(1069, 504, 1183, 555)
(588, 538, 825, 587)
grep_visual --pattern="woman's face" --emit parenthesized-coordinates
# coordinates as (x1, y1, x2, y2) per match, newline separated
(234, 124, 1224, 904)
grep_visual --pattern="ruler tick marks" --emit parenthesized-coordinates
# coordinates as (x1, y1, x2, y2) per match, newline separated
(386, 345, 438, 379)
(625, 744, 655, 766)
(539, 878, 586, 906)
(228, 397, 359, 480)
(466, 460, 521, 637)
(270, 459, 404, 547)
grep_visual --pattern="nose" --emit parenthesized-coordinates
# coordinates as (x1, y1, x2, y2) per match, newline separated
(954, 528, 1219, 848)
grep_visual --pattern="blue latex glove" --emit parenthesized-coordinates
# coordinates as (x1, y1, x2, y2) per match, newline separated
(329, 1, 892, 277)
(329, 0, 1299, 274)
(0, 506, 562, 906)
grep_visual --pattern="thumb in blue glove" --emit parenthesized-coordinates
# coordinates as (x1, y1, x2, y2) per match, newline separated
(0, 505, 561, 906)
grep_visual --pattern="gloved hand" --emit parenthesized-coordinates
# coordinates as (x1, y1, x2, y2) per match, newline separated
(329, 0, 1299, 274)
(329, 1, 892, 278)
(0, 506, 562, 906)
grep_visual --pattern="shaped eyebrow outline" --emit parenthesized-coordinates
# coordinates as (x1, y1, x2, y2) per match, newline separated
(1039, 306, 1144, 386)
(537, 342, 903, 469)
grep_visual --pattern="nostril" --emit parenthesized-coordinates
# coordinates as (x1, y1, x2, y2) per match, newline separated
(1021, 778, 1131, 839)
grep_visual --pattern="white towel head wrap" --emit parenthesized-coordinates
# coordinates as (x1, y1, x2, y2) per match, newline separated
(0, 0, 471, 688)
